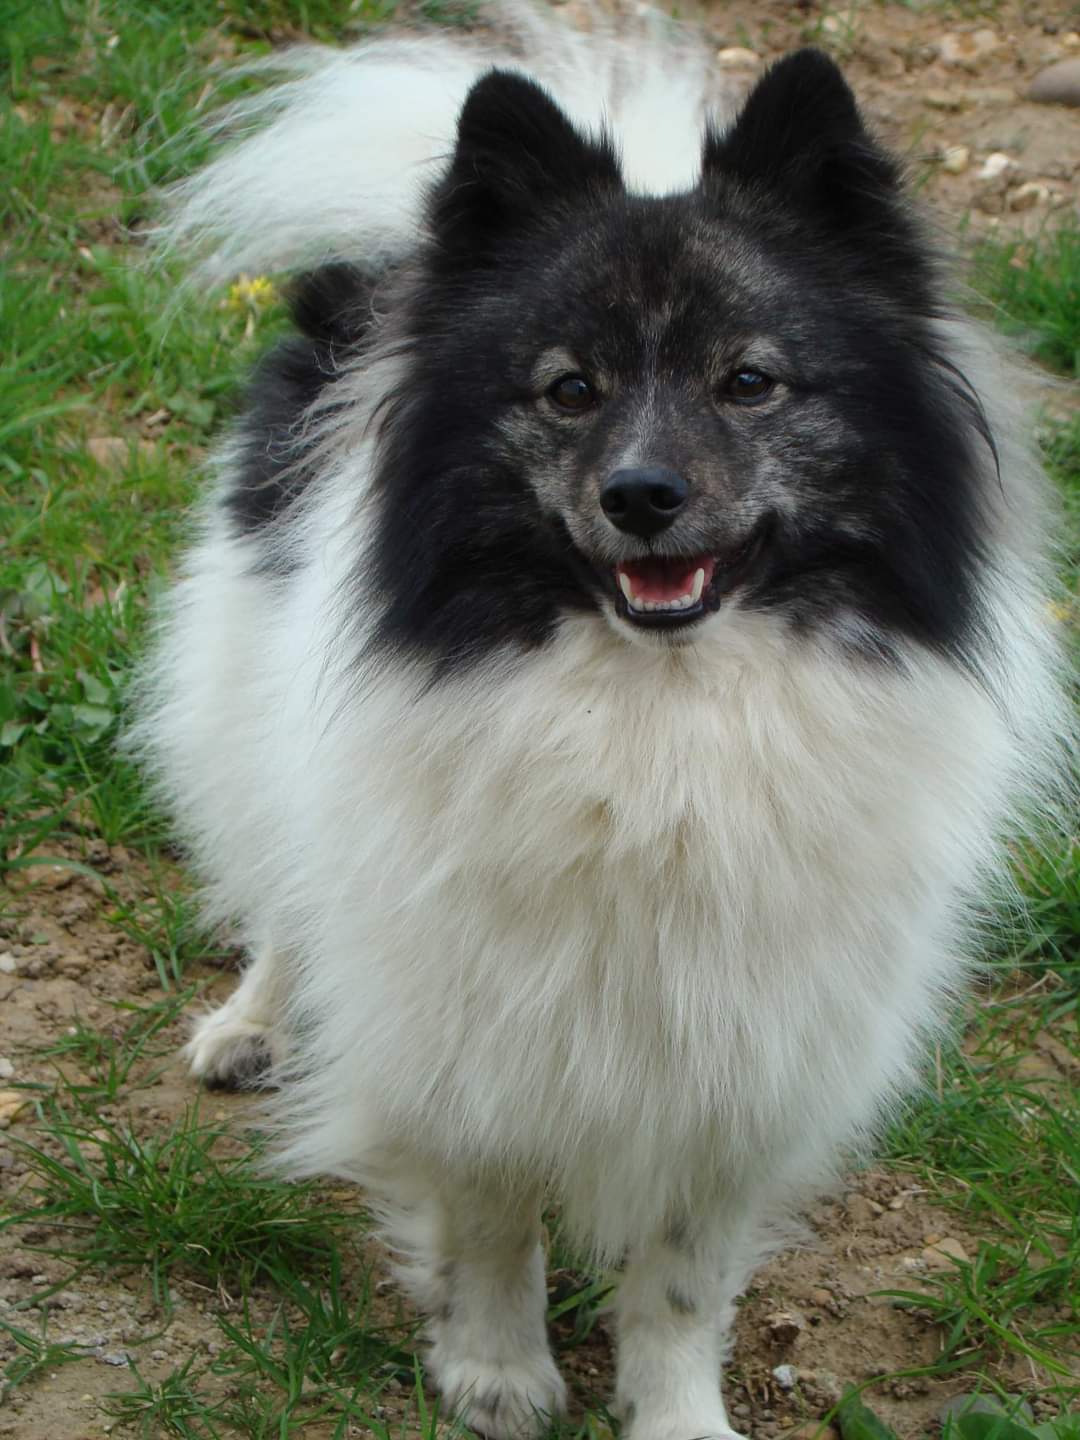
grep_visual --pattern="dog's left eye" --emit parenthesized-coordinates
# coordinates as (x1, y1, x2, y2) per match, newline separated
(548, 374, 596, 412)
(722, 369, 774, 405)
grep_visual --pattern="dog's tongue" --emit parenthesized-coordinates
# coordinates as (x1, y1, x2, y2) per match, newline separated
(617, 555, 715, 604)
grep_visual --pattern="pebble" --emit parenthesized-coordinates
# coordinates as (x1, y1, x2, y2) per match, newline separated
(0, 1059, 13, 1080)
(937, 29, 999, 68)
(940, 145, 970, 174)
(845, 1194, 882, 1226)
(923, 89, 966, 111)
(978, 151, 1015, 180)
(98, 1351, 131, 1366)
(716, 47, 760, 68)
(921, 1236, 968, 1270)
(1009, 181, 1053, 210)
(773, 1364, 797, 1390)
(1027, 59, 1080, 106)
(0, 1092, 29, 1128)
(0, 954, 18, 974)
(765, 1309, 806, 1345)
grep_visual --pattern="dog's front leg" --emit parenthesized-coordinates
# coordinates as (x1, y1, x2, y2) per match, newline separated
(615, 1208, 749, 1440)
(423, 1179, 566, 1440)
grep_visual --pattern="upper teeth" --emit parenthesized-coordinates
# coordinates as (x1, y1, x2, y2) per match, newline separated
(618, 567, 705, 614)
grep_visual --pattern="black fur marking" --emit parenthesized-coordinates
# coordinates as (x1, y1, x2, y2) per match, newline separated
(665, 1216, 693, 1252)
(359, 58, 994, 676)
(226, 264, 379, 538)
(666, 1286, 697, 1316)
(702, 49, 934, 311)
(476, 1388, 503, 1420)
(432, 69, 620, 266)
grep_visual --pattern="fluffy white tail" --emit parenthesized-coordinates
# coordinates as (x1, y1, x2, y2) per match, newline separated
(159, 3, 741, 283)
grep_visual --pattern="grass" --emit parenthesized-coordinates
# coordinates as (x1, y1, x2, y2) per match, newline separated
(973, 225, 1080, 379)
(3, 1089, 357, 1306)
(0, 0, 1078, 1435)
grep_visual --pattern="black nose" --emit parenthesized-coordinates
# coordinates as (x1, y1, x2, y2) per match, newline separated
(600, 467, 688, 538)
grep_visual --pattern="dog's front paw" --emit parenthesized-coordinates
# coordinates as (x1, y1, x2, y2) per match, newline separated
(429, 1348, 567, 1439)
(184, 1009, 279, 1090)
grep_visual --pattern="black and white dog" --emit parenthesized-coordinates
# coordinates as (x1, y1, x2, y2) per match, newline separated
(134, 7, 1066, 1436)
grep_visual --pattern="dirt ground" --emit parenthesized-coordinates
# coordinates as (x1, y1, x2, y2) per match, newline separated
(2, 2, 1078, 1437)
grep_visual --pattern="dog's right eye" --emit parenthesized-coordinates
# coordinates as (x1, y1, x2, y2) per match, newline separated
(547, 374, 596, 412)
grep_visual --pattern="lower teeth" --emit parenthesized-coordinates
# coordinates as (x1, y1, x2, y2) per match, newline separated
(631, 596, 695, 614)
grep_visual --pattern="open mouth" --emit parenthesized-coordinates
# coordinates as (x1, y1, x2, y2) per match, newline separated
(613, 525, 767, 630)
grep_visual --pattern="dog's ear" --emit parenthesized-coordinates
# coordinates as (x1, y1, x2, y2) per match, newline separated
(431, 69, 621, 255)
(702, 49, 902, 227)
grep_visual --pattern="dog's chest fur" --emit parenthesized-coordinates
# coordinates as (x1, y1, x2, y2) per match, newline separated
(292, 608, 1008, 1244)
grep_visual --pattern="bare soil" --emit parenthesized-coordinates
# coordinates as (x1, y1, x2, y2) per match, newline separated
(2, 1, 1078, 1435)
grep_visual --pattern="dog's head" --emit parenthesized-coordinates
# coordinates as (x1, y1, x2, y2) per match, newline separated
(373, 51, 991, 668)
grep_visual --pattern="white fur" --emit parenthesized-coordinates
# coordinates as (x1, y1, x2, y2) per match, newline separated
(132, 8, 1070, 1437)
(157, 4, 739, 284)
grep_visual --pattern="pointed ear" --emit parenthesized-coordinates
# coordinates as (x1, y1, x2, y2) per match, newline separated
(703, 49, 903, 229)
(431, 70, 621, 254)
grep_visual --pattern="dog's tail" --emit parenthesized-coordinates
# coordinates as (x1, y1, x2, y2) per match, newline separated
(157, 2, 740, 284)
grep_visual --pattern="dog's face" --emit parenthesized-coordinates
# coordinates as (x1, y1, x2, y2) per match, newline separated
(372, 53, 990, 669)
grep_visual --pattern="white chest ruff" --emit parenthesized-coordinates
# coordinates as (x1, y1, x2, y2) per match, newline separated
(280, 612, 1012, 1237)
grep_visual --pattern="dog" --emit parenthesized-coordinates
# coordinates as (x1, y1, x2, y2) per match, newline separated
(132, 6, 1068, 1437)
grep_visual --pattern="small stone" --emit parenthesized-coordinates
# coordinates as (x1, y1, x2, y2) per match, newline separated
(1028, 58, 1080, 106)
(0, 1059, 13, 1080)
(940, 145, 970, 174)
(846, 1194, 882, 1226)
(98, 1351, 130, 1367)
(810, 1372, 844, 1408)
(765, 1310, 806, 1345)
(0, 1092, 29, 1128)
(940, 1395, 1034, 1426)
(924, 90, 965, 111)
(773, 1364, 797, 1390)
(808, 1288, 833, 1307)
(978, 152, 1015, 180)
(36, 862, 73, 890)
(1009, 181, 1053, 211)
(921, 1237, 969, 1270)
(937, 29, 999, 68)
(0, 954, 17, 975)
(716, 46, 760, 68)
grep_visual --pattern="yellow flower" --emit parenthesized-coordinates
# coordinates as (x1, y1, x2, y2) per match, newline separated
(224, 274, 277, 312)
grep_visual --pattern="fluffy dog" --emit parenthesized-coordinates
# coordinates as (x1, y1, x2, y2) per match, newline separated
(133, 7, 1067, 1437)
